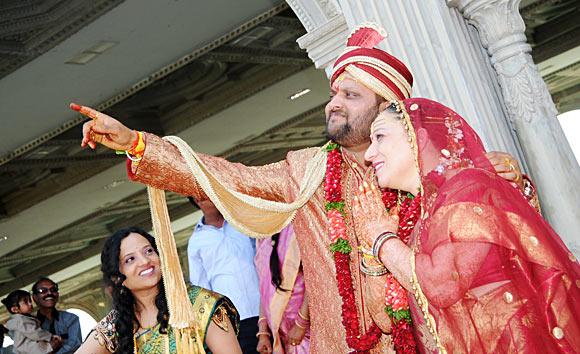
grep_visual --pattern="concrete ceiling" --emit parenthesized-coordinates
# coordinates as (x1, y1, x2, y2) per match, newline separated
(0, 0, 579, 320)
(0, 0, 286, 157)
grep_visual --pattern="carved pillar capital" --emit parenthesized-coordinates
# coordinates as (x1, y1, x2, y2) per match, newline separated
(449, 0, 557, 121)
(286, 0, 342, 31)
(296, 15, 349, 74)
(448, 0, 532, 69)
(286, 0, 349, 74)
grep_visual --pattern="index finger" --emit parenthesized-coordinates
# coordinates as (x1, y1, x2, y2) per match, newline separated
(70, 103, 99, 120)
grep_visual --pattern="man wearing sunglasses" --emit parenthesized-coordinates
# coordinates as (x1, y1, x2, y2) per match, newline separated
(32, 277, 82, 354)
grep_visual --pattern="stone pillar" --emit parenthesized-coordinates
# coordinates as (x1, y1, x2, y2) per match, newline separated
(287, 0, 579, 255)
(448, 0, 580, 255)
(338, 1, 529, 159)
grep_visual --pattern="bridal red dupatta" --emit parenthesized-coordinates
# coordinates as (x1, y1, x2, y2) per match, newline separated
(401, 98, 579, 353)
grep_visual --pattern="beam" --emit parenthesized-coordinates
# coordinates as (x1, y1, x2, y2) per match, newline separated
(552, 82, 580, 107)
(533, 9, 580, 45)
(0, 153, 121, 171)
(107, 200, 193, 233)
(532, 25, 580, 63)
(206, 46, 310, 66)
(0, 40, 29, 56)
(0, 239, 106, 295)
(262, 16, 304, 30)
(0, 239, 91, 267)
(163, 64, 306, 134)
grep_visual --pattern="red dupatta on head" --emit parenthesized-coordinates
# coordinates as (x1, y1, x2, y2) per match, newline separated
(399, 98, 580, 353)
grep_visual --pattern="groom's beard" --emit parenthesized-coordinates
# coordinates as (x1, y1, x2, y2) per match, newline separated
(325, 105, 378, 148)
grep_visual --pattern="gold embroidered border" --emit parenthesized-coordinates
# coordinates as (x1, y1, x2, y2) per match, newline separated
(400, 105, 422, 195)
(333, 55, 412, 97)
(342, 55, 412, 95)
(405, 103, 446, 353)
(345, 66, 400, 103)
(410, 251, 447, 354)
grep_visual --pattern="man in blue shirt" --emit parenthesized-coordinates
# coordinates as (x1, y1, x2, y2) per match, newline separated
(32, 278, 81, 354)
(187, 197, 260, 353)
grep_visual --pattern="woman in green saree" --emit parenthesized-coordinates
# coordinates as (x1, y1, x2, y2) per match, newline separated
(75, 227, 242, 354)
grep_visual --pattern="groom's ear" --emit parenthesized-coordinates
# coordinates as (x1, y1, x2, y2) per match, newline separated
(378, 100, 390, 112)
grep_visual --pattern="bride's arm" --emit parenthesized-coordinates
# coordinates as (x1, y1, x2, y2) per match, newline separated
(74, 332, 111, 354)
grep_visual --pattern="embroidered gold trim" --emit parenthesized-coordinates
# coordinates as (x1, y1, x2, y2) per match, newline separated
(345, 66, 400, 103)
(400, 104, 423, 196)
(410, 251, 447, 354)
(406, 103, 446, 353)
(333, 56, 412, 97)
(211, 306, 229, 333)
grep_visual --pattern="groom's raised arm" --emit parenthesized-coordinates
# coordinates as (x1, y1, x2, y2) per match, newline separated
(73, 103, 296, 203)
(128, 132, 294, 202)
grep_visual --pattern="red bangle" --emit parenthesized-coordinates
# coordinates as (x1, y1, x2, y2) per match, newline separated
(128, 130, 140, 151)
(127, 132, 145, 158)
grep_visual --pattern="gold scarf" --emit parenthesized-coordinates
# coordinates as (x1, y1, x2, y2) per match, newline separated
(147, 136, 328, 352)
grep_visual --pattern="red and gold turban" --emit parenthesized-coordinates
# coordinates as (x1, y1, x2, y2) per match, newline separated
(331, 23, 413, 102)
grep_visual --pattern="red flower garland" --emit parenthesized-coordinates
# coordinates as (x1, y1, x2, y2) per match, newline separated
(326, 143, 382, 353)
(325, 143, 420, 353)
(383, 190, 421, 354)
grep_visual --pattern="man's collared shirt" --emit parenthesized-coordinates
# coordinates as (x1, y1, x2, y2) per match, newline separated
(37, 309, 81, 354)
(188, 218, 260, 320)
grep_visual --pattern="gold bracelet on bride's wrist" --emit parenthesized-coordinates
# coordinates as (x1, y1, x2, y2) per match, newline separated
(360, 256, 388, 276)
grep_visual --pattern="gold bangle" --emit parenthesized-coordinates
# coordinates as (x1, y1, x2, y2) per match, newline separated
(360, 257, 388, 276)
(255, 331, 271, 338)
(294, 319, 306, 329)
(297, 310, 309, 322)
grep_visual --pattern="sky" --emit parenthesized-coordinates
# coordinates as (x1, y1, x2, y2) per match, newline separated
(558, 109, 580, 166)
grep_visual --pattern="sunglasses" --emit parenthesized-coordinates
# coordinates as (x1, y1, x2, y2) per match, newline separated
(34, 285, 59, 295)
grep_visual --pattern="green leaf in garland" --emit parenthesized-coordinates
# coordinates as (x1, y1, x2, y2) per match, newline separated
(325, 201, 345, 213)
(385, 306, 412, 324)
(330, 238, 352, 254)
(325, 142, 340, 152)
